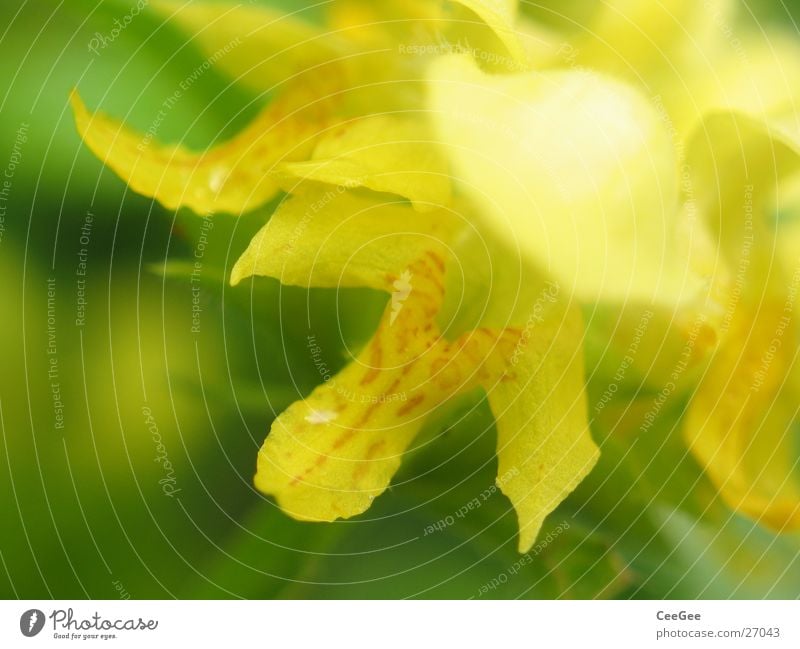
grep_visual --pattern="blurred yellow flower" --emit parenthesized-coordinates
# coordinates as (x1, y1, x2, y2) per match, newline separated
(71, 0, 800, 549)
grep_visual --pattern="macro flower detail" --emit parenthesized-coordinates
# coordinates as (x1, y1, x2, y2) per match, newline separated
(682, 113, 800, 529)
(230, 187, 599, 551)
(69, 0, 800, 558)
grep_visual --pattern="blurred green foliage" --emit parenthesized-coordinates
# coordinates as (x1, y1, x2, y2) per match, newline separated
(1, 0, 799, 599)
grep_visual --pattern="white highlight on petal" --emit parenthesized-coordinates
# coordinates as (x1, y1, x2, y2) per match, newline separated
(304, 408, 338, 424)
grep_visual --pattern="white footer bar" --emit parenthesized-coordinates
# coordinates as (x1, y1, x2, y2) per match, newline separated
(1, 600, 796, 648)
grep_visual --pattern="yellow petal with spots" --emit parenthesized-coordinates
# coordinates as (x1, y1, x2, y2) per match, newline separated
(151, 0, 349, 94)
(239, 190, 597, 547)
(230, 189, 457, 289)
(255, 248, 522, 521)
(427, 54, 687, 305)
(278, 115, 452, 211)
(490, 303, 598, 552)
(71, 88, 328, 215)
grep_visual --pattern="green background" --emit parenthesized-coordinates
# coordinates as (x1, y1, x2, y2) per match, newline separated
(1, 0, 799, 599)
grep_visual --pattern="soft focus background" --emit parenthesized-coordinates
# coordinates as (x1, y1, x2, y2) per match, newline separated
(2, 0, 800, 599)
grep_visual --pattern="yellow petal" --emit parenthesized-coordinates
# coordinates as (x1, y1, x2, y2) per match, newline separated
(586, 0, 732, 73)
(427, 54, 687, 305)
(570, 1, 800, 132)
(775, 171, 800, 266)
(573, 0, 731, 132)
(278, 115, 452, 211)
(326, 0, 445, 42)
(683, 113, 800, 528)
(435, 205, 600, 552)
(255, 246, 521, 521)
(70, 88, 327, 215)
(307, 0, 443, 116)
(584, 200, 724, 396)
(230, 188, 456, 289)
(705, 32, 800, 120)
(686, 111, 800, 280)
(490, 303, 598, 552)
(590, 112, 800, 408)
(243, 187, 598, 546)
(685, 304, 800, 530)
(151, 0, 348, 94)
(448, 0, 528, 69)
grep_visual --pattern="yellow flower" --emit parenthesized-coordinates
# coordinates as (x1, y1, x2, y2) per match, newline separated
(681, 113, 800, 529)
(556, 0, 800, 529)
(71, 0, 800, 548)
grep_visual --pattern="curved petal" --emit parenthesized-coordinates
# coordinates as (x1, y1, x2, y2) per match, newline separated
(151, 0, 349, 93)
(237, 186, 596, 546)
(571, 1, 800, 132)
(584, 0, 733, 76)
(427, 54, 687, 305)
(255, 251, 451, 521)
(685, 304, 800, 530)
(278, 115, 452, 211)
(230, 189, 456, 289)
(239, 184, 462, 521)
(704, 33, 800, 120)
(490, 303, 598, 552)
(684, 112, 800, 529)
(686, 111, 800, 277)
(254, 246, 520, 521)
(70, 88, 329, 215)
(432, 208, 600, 551)
(448, 0, 528, 68)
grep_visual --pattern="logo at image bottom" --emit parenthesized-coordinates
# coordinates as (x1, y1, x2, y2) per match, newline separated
(20, 609, 46, 637)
